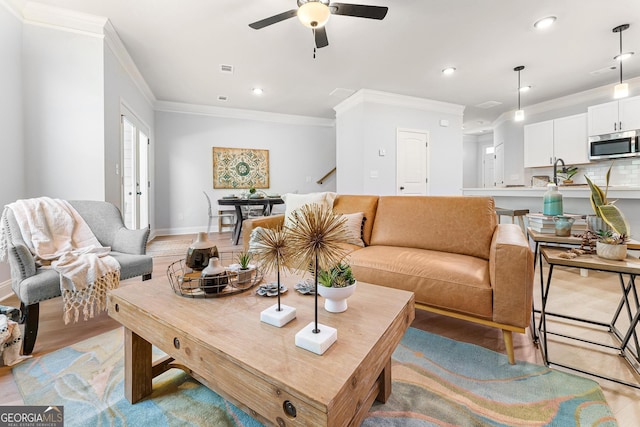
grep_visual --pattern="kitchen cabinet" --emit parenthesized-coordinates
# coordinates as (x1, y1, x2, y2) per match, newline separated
(524, 113, 588, 168)
(588, 95, 640, 136)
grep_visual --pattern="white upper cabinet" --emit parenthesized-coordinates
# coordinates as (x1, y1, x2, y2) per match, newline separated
(588, 95, 640, 135)
(524, 113, 588, 168)
(553, 113, 589, 164)
(524, 120, 553, 168)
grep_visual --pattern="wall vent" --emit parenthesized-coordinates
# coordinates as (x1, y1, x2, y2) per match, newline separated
(217, 95, 228, 102)
(220, 64, 234, 74)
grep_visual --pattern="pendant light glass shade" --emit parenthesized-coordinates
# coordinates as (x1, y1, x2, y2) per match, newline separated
(513, 66, 525, 122)
(298, 2, 331, 28)
(614, 82, 629, 99)
(612, 24, 631, 99)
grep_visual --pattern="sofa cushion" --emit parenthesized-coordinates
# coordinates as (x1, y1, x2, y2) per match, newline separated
(341, 212, 365, 247)
(282, 192, 337, 228)
(332, 195, 379, 246)
(349, 245, 493, 320)
(370, 196, 496, 260)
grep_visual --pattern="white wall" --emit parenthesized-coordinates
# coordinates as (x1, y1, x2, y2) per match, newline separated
(154, 110, 336, 235)
(462, 134, 479, 188)
(493, 117, 526, 186)
(22, 24, 105, 199)
(0, 2, 24, 284)
(335, 91, 465, 196)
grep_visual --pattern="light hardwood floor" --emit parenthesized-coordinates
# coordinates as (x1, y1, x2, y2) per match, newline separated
(1, 232, 639, 425)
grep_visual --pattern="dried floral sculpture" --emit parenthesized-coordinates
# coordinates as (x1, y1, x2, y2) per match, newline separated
(251, 226, 289, 311)
(286, 203, 350, 333)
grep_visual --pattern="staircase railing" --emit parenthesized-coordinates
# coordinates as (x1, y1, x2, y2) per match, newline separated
(316, 167, 336, 184)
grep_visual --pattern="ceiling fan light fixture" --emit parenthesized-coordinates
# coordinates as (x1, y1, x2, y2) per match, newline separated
(297, 1, 331, 29)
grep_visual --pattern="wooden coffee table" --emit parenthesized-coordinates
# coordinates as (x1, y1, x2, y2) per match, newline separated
(107, 278, 415, 426)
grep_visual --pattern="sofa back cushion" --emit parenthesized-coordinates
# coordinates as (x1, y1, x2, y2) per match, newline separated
(333, 195, 379, 246)
(370, 196, 496, 260)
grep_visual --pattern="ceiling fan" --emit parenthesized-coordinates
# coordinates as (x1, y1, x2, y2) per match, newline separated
(249, 0, 388, 49)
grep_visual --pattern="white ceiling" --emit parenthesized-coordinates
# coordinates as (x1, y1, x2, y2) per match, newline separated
(16, 0, 640, 132)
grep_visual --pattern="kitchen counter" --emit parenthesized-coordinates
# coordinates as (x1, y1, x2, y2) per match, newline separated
(462, 186, 640, 241)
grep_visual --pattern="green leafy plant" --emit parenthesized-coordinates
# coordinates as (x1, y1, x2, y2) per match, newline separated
(596, 229, 629, 245)
(237, 251, 252, 270)
(557, 165, 578, 181)
(584, 162, 630, 241)
(317, 263, 356, 288)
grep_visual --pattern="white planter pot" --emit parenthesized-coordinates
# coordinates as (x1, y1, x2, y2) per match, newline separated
(596, 242, 627, 261)
(317, 282, 357, 313)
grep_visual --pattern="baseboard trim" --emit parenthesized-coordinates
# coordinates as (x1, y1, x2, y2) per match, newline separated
(0, 279, 13, 302)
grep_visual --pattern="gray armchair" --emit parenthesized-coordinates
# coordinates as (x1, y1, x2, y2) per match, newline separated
(3, 200, 153, 354)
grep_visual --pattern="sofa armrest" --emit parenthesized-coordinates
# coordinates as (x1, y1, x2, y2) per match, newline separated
(112, 227, 150, 255)
(242, 214, 285, 251)
(489, 224, 534, 328)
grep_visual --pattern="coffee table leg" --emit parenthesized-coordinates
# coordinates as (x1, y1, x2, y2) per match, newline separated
(376, 358, 392, 403)
(124, 328, 153, 404)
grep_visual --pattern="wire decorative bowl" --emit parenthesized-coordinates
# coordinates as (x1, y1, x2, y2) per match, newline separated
(167, 252, 264, 298)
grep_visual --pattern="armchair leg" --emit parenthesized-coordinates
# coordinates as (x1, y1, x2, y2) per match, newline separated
(20, 302, 40, 355)
(142, 273, 152, 281)
(503, 329, 515, 365)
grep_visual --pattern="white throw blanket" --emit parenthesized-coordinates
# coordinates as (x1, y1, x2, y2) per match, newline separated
(0, 197, 120, 324)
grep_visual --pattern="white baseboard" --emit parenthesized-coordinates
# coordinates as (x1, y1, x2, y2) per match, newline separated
(0, 279, 14, 303)
(152, 225, 222, 238)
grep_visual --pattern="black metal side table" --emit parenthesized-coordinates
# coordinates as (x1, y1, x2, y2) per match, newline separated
(539, 246, 640, 389)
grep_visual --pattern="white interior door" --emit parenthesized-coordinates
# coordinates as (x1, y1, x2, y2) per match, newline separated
(121, 109, 150, 230)
(396, 129, 429, 195)
(482, 145, 495, 187)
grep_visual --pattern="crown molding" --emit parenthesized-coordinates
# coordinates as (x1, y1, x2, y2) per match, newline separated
(103, 20, 155, 106)
(0, 0, 24, 20)
(334, 89, 465, 117)
(155, 101, 335, 127)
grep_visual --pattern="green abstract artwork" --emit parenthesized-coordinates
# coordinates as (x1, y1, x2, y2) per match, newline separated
(212, 147, 269, 189)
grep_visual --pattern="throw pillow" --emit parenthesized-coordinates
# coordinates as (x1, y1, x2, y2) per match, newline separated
(340, 212, 365, 247)
(282, 192, 337, 228)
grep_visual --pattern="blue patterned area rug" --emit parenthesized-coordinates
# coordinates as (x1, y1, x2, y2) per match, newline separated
(12, 327, 617, 426)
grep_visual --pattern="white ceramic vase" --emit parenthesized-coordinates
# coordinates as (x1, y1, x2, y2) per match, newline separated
(596, 241, 627, 261)
(317, 281, 357, 313)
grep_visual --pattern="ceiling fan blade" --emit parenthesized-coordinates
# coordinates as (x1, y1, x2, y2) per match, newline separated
(314, 27, 329, 48)
(329, 3, 388, 20)
(249, 9, 298, 29)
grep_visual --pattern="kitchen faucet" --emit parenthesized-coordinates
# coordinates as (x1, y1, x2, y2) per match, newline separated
(553, 158, 566, 185)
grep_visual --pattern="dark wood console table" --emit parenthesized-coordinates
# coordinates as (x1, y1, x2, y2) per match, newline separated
(218, 197, 284, 245)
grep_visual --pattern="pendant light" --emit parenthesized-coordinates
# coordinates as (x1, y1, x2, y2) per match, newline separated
(612, 24, 633, 99)
(514, 66, 525, 121)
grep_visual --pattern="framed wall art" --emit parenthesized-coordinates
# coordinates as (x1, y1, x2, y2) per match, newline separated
(212, 147, 270, 189)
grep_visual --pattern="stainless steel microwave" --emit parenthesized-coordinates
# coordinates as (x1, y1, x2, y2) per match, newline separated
(589, 130, 640, 160)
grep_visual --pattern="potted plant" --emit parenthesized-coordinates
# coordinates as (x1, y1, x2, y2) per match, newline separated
(316, 262, 357, 313)
(557, 165, 579, 185)
(236, 251, 254, 284)
(585, 163, 631, 260)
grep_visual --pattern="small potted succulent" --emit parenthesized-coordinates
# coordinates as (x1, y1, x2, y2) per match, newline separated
(557, 165, 579, 185)
(236, 251, 254, 284)
(316, 262, 357, 313)
(585, 162, 630, 260)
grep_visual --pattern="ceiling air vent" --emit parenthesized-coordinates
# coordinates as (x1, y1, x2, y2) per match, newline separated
(475, 101, 502, 109)
(217, 95, 228, 102)
(219, 64, 234, 74)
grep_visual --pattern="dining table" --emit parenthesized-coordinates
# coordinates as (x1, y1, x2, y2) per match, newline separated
(217, 197, 284, 245)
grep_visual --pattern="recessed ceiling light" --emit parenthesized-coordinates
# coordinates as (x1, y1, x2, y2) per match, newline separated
(534, 16, 556, 29)
(614, 52, 634, 61)
(442, 67, 456, 75)
(519, 85, 532, 92)
(252, 87, 264, 95)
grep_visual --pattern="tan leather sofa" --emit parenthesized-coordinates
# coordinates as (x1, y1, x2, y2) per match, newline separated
(243, 194, 534, 364)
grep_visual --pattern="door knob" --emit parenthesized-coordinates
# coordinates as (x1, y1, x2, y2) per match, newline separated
(400, 186, 405, 190)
